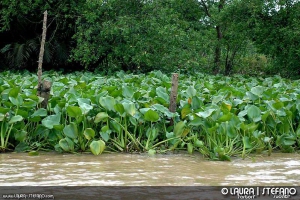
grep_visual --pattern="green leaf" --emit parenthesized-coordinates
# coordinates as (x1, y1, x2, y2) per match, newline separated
(63, 122, 78, 139)
(66, 106, 82, 118)
(129, 116, 137, 126)
(189, 117, 203, 126)
(191, 96, 202, 110)
(276, 134, 296, 146)
(296, 124, 300, 137)
(1, 88, 10, 101)
(9, 97, 19, 106)
(0, 107, 9, 115)
(38, 96, 44, 104)
(264, 137, 272, 143)
(101, 125, 109, 132)
(8, 115, 23, 124)
(14, 130, 27, 142)
(123, 102, 136, 116)
(196, 109, 215, 118)
(100, 96, 116, 111)
(186, 86, 197, 97)
(272, 101, 284, 110)
(226, 122, 237, 138)
(90, 140, 106, 155)
(84, 128, 95, 140)
(16, 109, 28, 119)
(122, 85, 134, 99)
(148, 149, 156, 156)
(221, 102, 232, 113)
(53, 105, 61, 114)
(53, 124, 64, 131)
(261, 111, 270, 122)
(218, 113, 232, 122)
(0, 113, 4, 121)
(59, 137, 74, 152)
(100, 125, 111, 142)
(78, 98, 93, 114)
(31, 108, 47, 117)
(174, 121, 185, 137)
(181, 105, 191, 119)
(251, 86, 264, 97)
(156, 87, 169, 102)
(240, 122, 258, 133)
(194, 140, 204, 148)
(110, 120, 121, 133)
(29, 116, 42, 122)
(8, 87, 20, 98)
(14, 142, 29, 152)
(152, 104, 174, 118)
(247, 105, 261, 122)
(246, 91, 258, 101)
(100, 132, 110, 142)
(204, 82, 214, 90)
(144, 109, 159, 122)
(187, 143, 193, 154)
(243, 136, 252, 149)
(233, 99, 244, 106)
(166, 132, 174, 138)
(212, 95, 223, 104)
(219, 154, 231, 161)
(214, 146, 225, 156)
(146, 127, 158, 140)
(94, 112, 108, 123)
(114, 103, 125, 116)
(42, 114, 61, 129)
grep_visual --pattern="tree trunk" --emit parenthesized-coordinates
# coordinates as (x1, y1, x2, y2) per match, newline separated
(213, 26, 222, 74)
(213, 0, 225, 75)
(169, 73, 179, 126)
(225, 44, 239, 75)
(39, 80, 52, 108)
(37, 11, 51, 108)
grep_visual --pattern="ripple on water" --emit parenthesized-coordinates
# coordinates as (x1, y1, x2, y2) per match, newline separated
(284, 160, 300, 166)
(38, 163, 56, 167)
(283, 169, 300, 175)
(0, 172, 35, 180)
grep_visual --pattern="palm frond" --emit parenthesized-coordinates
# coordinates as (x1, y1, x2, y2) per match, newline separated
(0, 44, 12, 54)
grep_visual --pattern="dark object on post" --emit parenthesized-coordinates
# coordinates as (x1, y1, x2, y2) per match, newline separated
(169, 73, 179, 126)
(37, 80, 52, 108)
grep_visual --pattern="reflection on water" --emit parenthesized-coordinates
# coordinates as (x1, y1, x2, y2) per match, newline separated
(1, 152, 300, 186)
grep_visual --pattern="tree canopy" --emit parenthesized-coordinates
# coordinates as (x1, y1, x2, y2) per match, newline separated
(0, 0, 299, 77)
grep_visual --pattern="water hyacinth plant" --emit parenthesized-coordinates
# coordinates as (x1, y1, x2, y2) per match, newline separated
(0, 70, 299, 160)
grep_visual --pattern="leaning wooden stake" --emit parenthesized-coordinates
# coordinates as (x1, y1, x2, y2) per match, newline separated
(37, 10, 51, 108)
(169, 73, 179, 126)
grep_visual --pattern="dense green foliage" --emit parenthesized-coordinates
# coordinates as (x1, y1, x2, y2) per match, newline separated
(72, 0, 206, 73)
(224, 0, 300, 77)
(1, 71, 300, 160)
(0, 0, 299, 77)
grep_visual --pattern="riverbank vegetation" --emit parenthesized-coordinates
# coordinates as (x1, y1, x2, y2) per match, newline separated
(0, 0, 299, 160)
(0, 71, 299, 160)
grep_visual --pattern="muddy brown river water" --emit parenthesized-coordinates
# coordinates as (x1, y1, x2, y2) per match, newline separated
(1, 152, 300, 186)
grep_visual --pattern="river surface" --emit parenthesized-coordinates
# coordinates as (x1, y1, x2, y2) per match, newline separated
(1, 152, 300, 186)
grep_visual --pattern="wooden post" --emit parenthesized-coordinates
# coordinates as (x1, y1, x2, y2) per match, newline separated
(39, 80, 52, 108)
(169, 73, 179, 126)
(37, 11, 51, 108)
